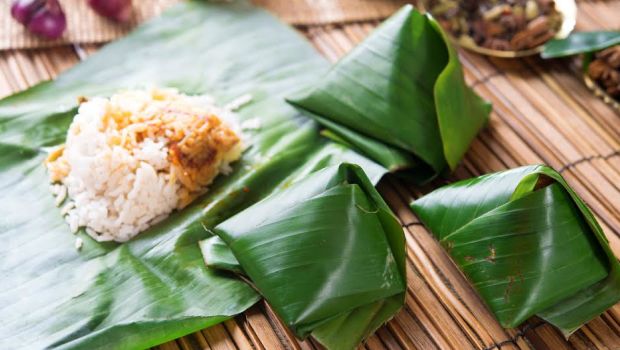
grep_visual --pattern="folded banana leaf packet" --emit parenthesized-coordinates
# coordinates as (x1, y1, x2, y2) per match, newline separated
(202, 163, 406, 349)
(288, 5, 491, 182)
(411, 165, 620, 336)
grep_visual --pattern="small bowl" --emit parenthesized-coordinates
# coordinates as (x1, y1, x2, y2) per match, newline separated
(419, 0, 578, 58)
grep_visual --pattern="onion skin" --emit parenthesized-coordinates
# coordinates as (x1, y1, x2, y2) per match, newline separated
(11, 0, 66, 39)
(88, 0, 133, 23)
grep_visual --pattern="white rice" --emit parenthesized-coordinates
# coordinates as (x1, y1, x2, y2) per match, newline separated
(54, 185, 67, 206)
(224, 93, 253, 111)
(47, 88, 247, 242)
(241, 117, 262, 131)
(74, 237, 83, 250)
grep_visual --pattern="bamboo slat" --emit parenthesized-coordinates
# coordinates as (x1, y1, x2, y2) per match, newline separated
(1, 0, 620, 349)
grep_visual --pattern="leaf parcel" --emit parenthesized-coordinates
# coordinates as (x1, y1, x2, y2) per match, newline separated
(202, 163, 406, 350)
(288, 5, 491, 180)
(0, 2, 386, 349)
(411, 165, 620, 336)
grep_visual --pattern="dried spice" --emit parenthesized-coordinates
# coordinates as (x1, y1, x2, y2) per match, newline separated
(428, 0, 563, 51)
(588, 45, 620, 99)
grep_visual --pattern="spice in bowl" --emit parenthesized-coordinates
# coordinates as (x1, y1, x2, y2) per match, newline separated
(427, 0, 563, 52)
(587, 46, 620, 100)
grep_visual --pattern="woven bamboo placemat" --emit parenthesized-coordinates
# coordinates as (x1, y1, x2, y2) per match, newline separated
(1, 0, 619, 349)
(0, 0, 409, 50)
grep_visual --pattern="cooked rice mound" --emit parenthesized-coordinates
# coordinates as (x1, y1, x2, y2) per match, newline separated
(46, 88, 244, 242)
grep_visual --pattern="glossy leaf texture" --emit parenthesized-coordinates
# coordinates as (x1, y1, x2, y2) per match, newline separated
(411, 165, 620, 335)
(287, 5, 491, 179)
(203, 163, 406, 350)
(0, 2, 386, 349)
(542, 31, 620, 58)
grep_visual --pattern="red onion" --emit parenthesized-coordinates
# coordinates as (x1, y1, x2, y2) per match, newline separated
(11, 0, 43, 24)
(10, 0, 66, 39)
(27, 1, 66, 39)
(88, 0, 133, 23)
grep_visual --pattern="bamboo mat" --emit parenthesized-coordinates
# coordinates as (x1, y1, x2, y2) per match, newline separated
(0, 0, 409, 50)
(1, 0, 620, 349)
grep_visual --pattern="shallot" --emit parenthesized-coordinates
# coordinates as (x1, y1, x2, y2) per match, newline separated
(87, 0, 133, 23)
(10, 0, 66, 39)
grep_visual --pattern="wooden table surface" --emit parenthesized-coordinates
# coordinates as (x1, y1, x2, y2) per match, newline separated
(1, 1, 619, 349)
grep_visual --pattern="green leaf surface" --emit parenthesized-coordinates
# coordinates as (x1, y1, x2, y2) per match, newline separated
(411, 165, 620, 335)
(315, 112, 418, 172)
(287, 5, 490, 177)
(542, 31, 620, 58)
(209, 164, 405, 349)
(200, 236, 244, 274)
(0, 2, 387, 349)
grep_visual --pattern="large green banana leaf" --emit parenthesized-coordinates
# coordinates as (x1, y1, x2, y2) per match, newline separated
(411, 165, 620, 336)
(0, 2, 388, 349)
(287, 5, 491, 179)
(201, 163, 405, 349)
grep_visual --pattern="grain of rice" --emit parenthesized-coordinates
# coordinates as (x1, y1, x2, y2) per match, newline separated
(60, 201, 75, 216)
(55, 185, 67, 207)
(69, 214, 79, 234)
(75, 237, 83, 250)
(85, 227, 96, 237)
(241, 117, 262, 131)
(224, 93, 253, 111)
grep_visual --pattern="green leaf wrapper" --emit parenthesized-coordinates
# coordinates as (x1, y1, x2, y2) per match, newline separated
(287, 5, 491, 180)
(542, 31, 620, 59)
(202, 163, 406, 350)
(0, 2, 387, 349)
(411, 165, 620, 336)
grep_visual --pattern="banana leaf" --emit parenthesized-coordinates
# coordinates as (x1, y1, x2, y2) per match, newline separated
(201, 163, 406, 349)
(542, 31, 620, 59)
(411, 165, 620, 336)
(0, 2, 389, 349)
(287, 5, 491, 180)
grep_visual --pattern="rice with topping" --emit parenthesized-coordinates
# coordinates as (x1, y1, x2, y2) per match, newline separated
(46, 88, 244, 242)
